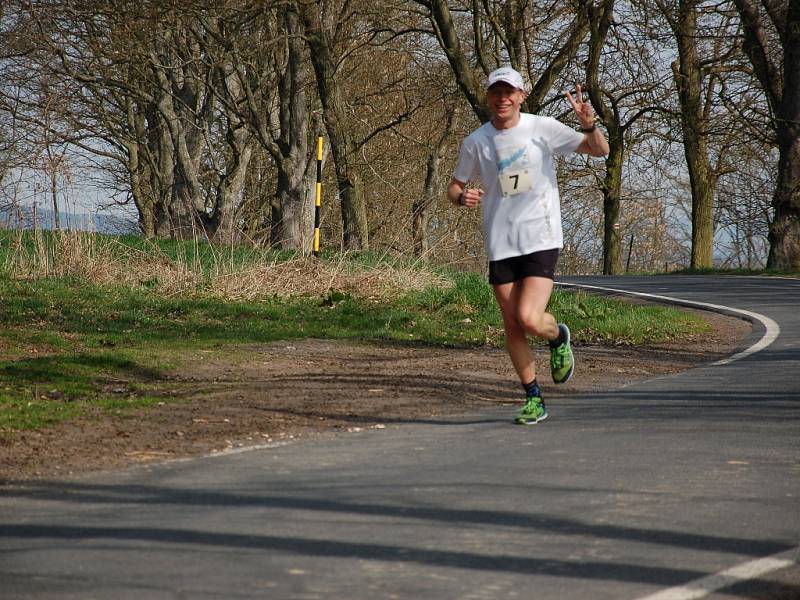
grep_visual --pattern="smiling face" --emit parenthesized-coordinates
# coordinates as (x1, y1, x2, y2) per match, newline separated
(487, 82, 527, 129)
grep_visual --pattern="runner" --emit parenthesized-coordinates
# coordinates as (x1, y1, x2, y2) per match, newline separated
(448, 66, 609, 424)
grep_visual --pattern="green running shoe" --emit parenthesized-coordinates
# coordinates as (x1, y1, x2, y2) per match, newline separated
(550, 323, 574, 384)
(514, 395, 548, 425)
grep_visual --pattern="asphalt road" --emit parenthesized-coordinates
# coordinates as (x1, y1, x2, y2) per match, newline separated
(1, 275, 798, 599)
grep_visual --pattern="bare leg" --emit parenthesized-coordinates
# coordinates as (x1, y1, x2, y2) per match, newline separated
(493, 276, 559, 384)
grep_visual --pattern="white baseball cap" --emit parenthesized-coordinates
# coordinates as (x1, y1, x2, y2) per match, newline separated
(485, 67, 526, 91)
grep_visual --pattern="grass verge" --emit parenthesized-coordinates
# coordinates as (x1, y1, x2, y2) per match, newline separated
(0, 231, 709, 431)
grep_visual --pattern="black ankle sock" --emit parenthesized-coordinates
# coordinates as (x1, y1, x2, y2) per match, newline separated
(522, 379, 541, 398)
(549, 324, 566, 349)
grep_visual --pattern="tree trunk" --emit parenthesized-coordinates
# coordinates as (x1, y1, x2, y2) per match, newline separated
(125, 131, 154, 238)
(766, 1, 800, 270)
(209, 62, 255, 245)
(141, 101, 175, 239)
(50, 168, 60, 230)
(412, 110, 456, 257)
(273, 4, 312, 252)
(299, 1, 368, 250)
(412, 153, 437, 258)
(271, 160, 307, 250)
(211, 138, 253, 245)
(149, 39, 208, 240)
(586, 0, 623, 274)
(602, 141, 624, 274)
(673, 0, 715, 269)
(768, 111, 800, 269)
(412, 163, 435, 257)
(333, 154, 368, 251)
(732, 0, 800, 269)
(428, 0, 488, 123)
(151, 83, 199, 239)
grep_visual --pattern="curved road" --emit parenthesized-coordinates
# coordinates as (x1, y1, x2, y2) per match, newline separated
(1, 275, 798, 599)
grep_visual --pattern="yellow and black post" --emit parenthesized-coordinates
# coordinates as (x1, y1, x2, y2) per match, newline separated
(313, 136, 323, 257)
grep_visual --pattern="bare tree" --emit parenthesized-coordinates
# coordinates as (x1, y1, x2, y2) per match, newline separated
(12, 1, 187, 237)
(656, 0, 714, 268)
(418, 0, 591, 123)
(581, 0, 677, 273)
(651, 0, 754, 269)
(199, 3, 320, 251)
(299, 0, 370, 250)
(10, 1, 277, 241)
(0, 5, 37, 208)
(299, 0, 428, 251)
(732, 0, 800, 270)
(411, 106, 459, 257)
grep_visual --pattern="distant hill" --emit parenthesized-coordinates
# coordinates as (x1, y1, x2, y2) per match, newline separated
(0, 205, 138, 235)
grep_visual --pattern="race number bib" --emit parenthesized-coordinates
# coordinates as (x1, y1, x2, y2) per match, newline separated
(499, 169, 533, 196)
(494, 141, 533, 197)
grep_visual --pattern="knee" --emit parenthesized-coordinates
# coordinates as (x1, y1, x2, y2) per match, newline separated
(498, 306, 526, 340)
(517, 311, 547, 338)
(503, 316, 526, 341)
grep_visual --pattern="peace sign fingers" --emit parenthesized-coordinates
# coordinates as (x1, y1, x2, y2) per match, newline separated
(565, 83, 594, 128)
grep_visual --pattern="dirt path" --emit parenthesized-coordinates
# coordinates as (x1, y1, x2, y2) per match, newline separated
(0, 311, 752, 482)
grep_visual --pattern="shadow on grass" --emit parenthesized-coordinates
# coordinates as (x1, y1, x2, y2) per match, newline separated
(0, 353, 166, 387)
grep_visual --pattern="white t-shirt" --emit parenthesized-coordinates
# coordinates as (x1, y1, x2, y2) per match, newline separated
(453, 113, 583, 261)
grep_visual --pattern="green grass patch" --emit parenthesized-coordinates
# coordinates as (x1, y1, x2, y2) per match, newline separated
(0, 234, 712, 431)
(548, 290, 704, 344)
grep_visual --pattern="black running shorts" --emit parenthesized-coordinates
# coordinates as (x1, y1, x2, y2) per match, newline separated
(488, 248, 560, 285)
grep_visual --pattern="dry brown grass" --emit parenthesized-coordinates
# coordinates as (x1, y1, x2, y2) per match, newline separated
(3, 230, 452, 301)
(207, 257, 451, 301)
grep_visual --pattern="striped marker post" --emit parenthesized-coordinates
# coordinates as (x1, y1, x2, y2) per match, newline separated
(313, 136, 323, 257)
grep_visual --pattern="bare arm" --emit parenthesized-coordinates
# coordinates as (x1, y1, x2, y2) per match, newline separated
(576, 127, 610, 157)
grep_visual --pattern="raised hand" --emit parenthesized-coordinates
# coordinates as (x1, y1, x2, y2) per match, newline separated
(565, 84, 595, 129)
